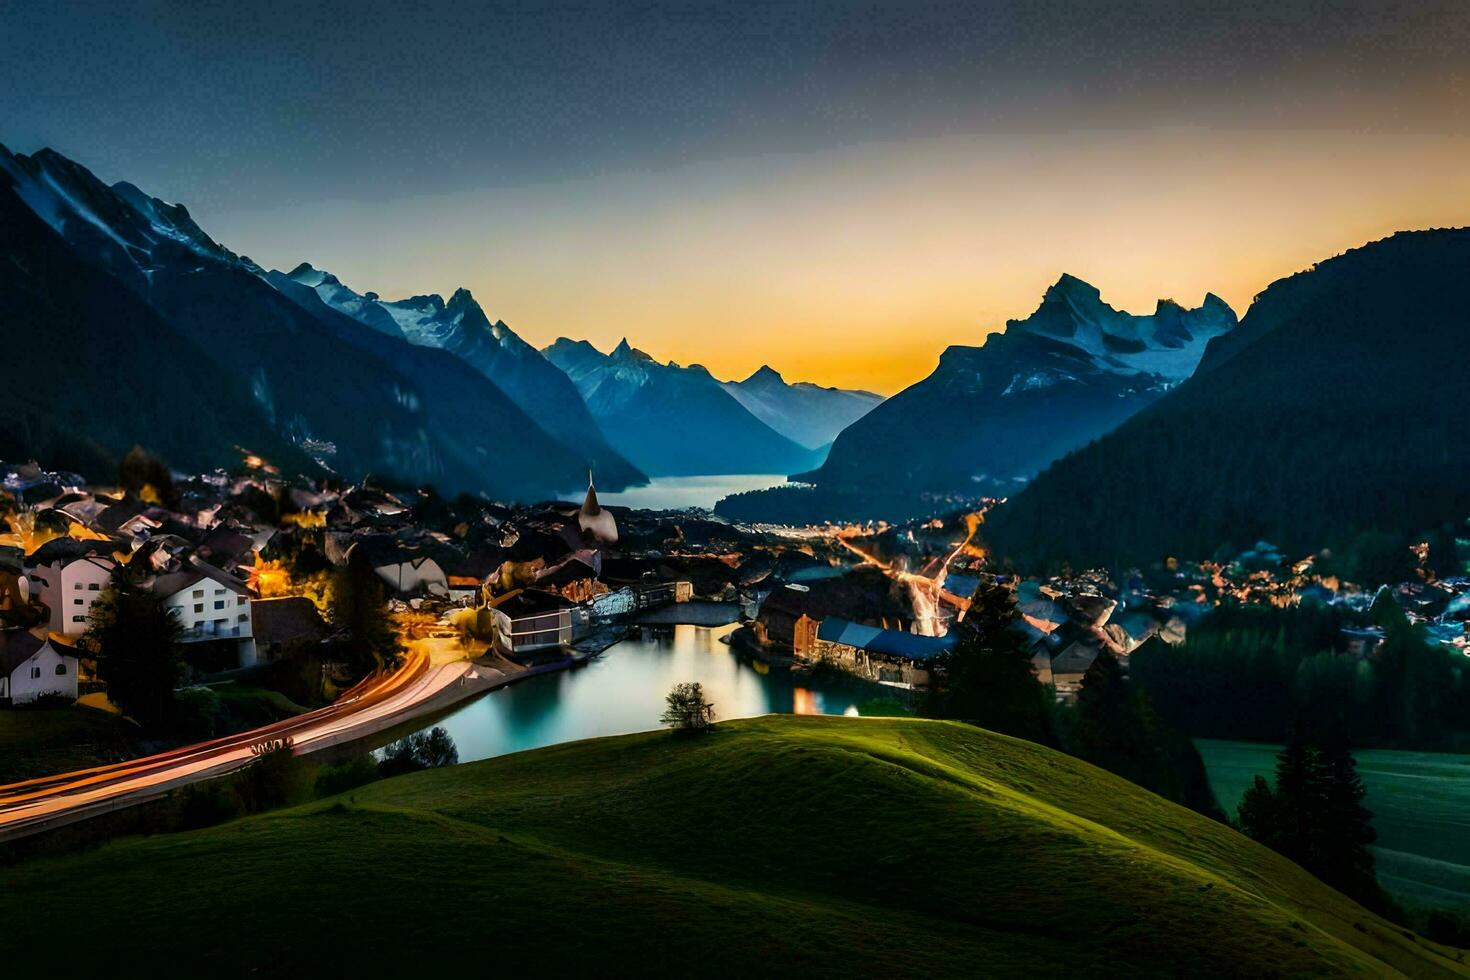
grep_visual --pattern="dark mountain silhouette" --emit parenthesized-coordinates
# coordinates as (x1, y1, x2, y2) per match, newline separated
(803, 275, 1235, 497)
(985, 229, 1470, 571)
(0, 143, 608, 499)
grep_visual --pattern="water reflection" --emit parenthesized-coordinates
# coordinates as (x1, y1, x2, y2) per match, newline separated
(430, 623, 904, 764)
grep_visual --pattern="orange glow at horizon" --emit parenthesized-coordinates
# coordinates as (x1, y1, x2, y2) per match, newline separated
(219, 128, 1470, 396)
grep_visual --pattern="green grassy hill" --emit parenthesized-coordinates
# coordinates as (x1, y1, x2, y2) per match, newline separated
(3, 716, 1466, 977)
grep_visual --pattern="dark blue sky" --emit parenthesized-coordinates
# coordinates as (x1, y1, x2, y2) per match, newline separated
(5, 1, 1467, 212)
(4, 1, 1468, 393)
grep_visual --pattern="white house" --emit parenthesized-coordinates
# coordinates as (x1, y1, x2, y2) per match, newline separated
(152, 561, 257, 666)
(0, 628, 80, 705)
(487, 589, 574, 656)
(23, 539, 118, 635)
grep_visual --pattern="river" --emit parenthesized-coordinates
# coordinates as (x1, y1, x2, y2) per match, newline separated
(423, 623, 907, 764)
(593, 474, 790, 512)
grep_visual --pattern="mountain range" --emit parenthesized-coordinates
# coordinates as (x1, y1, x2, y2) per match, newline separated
(801, 275, 1238, 494)
(0, 143, 886, 500)
(543, 339, 826, 477)
(280, 263, 643, 489)
(721, 366, 881, 451)
(984, 229, 1470, 571)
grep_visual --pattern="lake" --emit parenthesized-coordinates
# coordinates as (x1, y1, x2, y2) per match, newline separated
(424, 623, 906, 765)
(1197, 738, 1470, 909)
(595, 474, 790, 512)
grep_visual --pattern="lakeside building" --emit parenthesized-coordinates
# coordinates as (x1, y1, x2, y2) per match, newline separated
(806, 617, 954, 689)
(488, 588, 576, 657)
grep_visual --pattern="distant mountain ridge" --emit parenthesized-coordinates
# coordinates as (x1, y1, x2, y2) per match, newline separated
(543, 338, 824, 477)
(721, 365, 881, 451)
(0, 143, 618, 499)
(283, 263, 644, 489)
(804, 275, 1237, 495)
(985, 229, 1470, 571)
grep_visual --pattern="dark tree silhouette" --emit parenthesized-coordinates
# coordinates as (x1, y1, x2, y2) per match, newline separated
(1236, 733, 1385, 910)
(923, 577, 1054, 746)
(661, 682, 716, 734)
(86, 570, 183, 730)
(330, 543, 399, 671)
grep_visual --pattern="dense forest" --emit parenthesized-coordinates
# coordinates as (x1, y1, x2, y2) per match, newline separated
(984, 229, 1470, 574)
(1131, 598, 1470, 749)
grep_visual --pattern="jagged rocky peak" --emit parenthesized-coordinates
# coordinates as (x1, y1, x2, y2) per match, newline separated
(611, 337, 653, 361)
(0, 144, 233, 268)
(446, 286, 480, 317)
(286, 262, 334, 288)
(390, 292, 447, 313)
(742, 364, 786, 386)
(1007, 273, 1237, 380)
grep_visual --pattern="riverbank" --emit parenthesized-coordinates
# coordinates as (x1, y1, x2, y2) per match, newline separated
(635, 601, 741, 626)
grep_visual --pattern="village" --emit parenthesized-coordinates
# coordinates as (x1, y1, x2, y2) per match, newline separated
(2, 456, 1468, 726)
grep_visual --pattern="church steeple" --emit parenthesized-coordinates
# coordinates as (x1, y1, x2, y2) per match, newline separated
(577, 466, 617, 545)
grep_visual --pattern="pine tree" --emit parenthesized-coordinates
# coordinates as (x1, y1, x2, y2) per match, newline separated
(1314, 737, 1382, 906)
(86, 570, 183, 729)
(923, 577, 1053, 745)
(330, 544, 400, 671)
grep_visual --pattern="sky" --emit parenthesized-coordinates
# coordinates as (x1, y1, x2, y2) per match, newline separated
(3, 0, 1469, 394)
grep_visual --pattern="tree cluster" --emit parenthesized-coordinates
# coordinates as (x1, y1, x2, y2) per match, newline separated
(1132, 599, 1470, 748)
(922, 577, 1055, 746)
(1069, 650, 1223, 819)
(1237, 735, 1385, 911)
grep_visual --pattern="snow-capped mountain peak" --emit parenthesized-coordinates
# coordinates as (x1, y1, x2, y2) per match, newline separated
(1008, 274, 1236, 381)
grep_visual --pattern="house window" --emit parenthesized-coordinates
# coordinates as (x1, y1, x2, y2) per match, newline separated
(214, 600, 226, 610)
(31, 666, 41, 679)
(88, 583, 100, 590)
(74, 598, 84, 605)
(238, 597, 248, 606)
(237, 613, 248, 622)
(72, 615, 86, 623)
(192, 589, 204, 599)
(194, 603, 204, 614)
(214, 588, 225, 596)
(55, 663, 67, 675)
(74, 582, 84, 590)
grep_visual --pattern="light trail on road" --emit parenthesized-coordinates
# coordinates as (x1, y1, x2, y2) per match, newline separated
(0, 649, 480, 840)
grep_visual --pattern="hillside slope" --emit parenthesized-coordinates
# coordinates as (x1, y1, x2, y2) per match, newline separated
(984, 229, 1470, 571)
(2, 716, 1462, 977)
(0, 162, 309, 479)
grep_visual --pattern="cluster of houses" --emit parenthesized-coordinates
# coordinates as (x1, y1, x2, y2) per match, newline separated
(0, 462, 736, 705)
(0, 465, 334, 705)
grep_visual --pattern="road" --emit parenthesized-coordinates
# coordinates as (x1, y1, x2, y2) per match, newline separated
(0, 650, 490, 842)
(835, 512, 981, 634)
